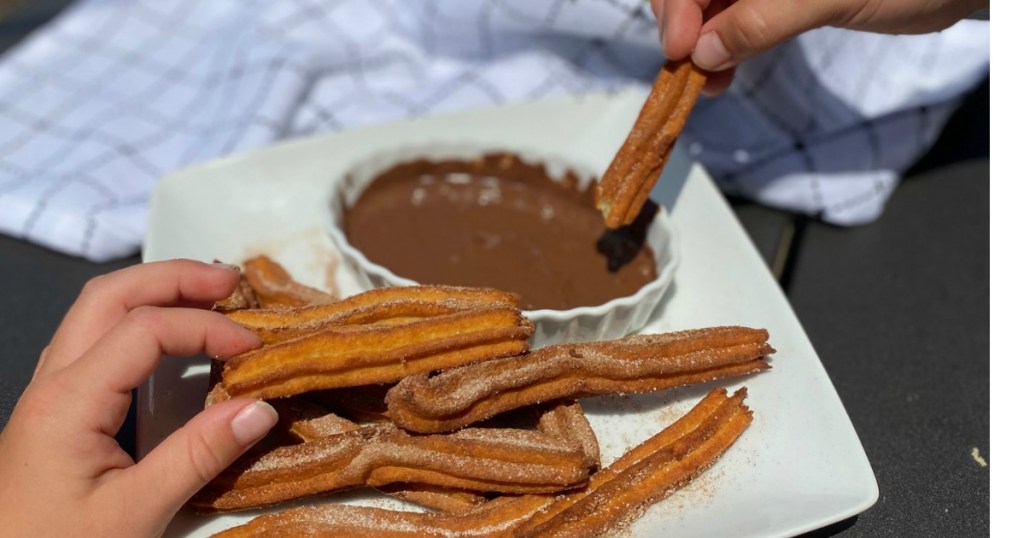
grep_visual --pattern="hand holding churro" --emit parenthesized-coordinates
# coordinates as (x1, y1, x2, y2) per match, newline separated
(193, 256, 775, 537)
(0, 260, 278, 537)
(651, 0, 985, 95)
(599, 0, 985, 228)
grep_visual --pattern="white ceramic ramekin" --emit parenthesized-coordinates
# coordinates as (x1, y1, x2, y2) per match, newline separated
(326, 144, 679, 346)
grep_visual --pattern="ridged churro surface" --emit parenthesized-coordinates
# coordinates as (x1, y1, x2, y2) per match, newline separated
(222, 307, 533, 399)
(386, 326, 771, 433)
(193, 422, 593, 512)
(595, 60, 706, 228)
(210, 387, 752, 537)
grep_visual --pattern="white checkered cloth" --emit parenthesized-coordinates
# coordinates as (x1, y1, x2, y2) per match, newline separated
(0, 0, 989, 261)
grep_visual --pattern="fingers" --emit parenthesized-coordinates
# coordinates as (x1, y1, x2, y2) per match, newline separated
(60, 307, 260, 427)
(121, 399, 278, 525)
(831, 0, 983, 35)
(38, 260, 242, 378)
(692, 0, 835, 72)
(651, 0, 833, 91)
(654, 0, 710, 60)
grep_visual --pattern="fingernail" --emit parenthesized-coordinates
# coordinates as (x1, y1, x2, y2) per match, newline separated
(231, 401, 278, 445)
(208, 261, 240, 272)
(243, 331, 264, 349)
(692, 31, 731, 70)
(658, 12, 666, 48)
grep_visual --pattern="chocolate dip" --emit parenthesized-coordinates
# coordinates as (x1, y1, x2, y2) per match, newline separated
(340, 153, 658, 311)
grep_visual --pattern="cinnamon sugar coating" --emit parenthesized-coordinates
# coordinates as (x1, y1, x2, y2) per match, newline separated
(386, 326, 771, 433)
(595, 60, 706, 228)
(192, 421, 593, 512)
(210, 387, 752, 537)
(242, 255, 336, 307)
(221, 307, 534, 400)
(227, 285, 519, 345)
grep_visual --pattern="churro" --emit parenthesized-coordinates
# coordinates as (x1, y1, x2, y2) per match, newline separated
(242, 255, 336, 307)
(213, 273, 259, 312)
(595, 60, 706, 228)
(263, 394, 490, 512)
(375, 484, 487, 513)
(192, 421, 593, 512)
(536, 401, 601, 472)
(210, 387, 752, 537)
(270, 397, 360, 443)
(519, 388, 751, 537)
(221, 306, 533, 400)
(226, 285, 519, 345)
(386, 326, 771, 433)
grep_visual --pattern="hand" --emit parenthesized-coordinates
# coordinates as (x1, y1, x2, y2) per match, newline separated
(651, 0, 988, 95)
(0, 260, 278, 537)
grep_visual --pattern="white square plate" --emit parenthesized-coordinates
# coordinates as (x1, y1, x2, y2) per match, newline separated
(141, 88, 878, 537)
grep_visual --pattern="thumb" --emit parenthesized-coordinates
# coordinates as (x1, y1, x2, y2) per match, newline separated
(692, 0, 836, 71)
(127, 399, 278, 518)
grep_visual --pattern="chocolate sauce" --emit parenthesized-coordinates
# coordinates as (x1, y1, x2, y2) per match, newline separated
(340, 153, 658, 311)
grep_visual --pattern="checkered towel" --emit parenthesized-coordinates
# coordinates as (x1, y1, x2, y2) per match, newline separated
(0, 0, 989, 261)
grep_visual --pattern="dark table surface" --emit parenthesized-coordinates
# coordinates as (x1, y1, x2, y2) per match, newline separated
(1, 3, 989, 537)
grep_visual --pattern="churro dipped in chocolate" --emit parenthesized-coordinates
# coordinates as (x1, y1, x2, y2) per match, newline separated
(192, 421, 594, 512)
(386, 326, 771, 433)
(595, 59, 706, 228)
(210, 387, 752, 537)
(221, 306, 533, 400)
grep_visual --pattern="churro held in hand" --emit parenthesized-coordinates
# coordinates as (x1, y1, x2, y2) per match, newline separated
(221, 306, 533, 400)
(226, 285, 519, 345)
(595, 59, 706, 228)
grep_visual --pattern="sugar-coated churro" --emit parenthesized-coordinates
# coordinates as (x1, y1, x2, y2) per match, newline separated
(221, 307, 533, 400)
(210, 387, 752, 537)
(192, 421, 593, 512)
(227, 285, 519, 345)
(595, 60, 706, 228)
(386, 326, 770, 433)
(242, 255, 336, 307)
